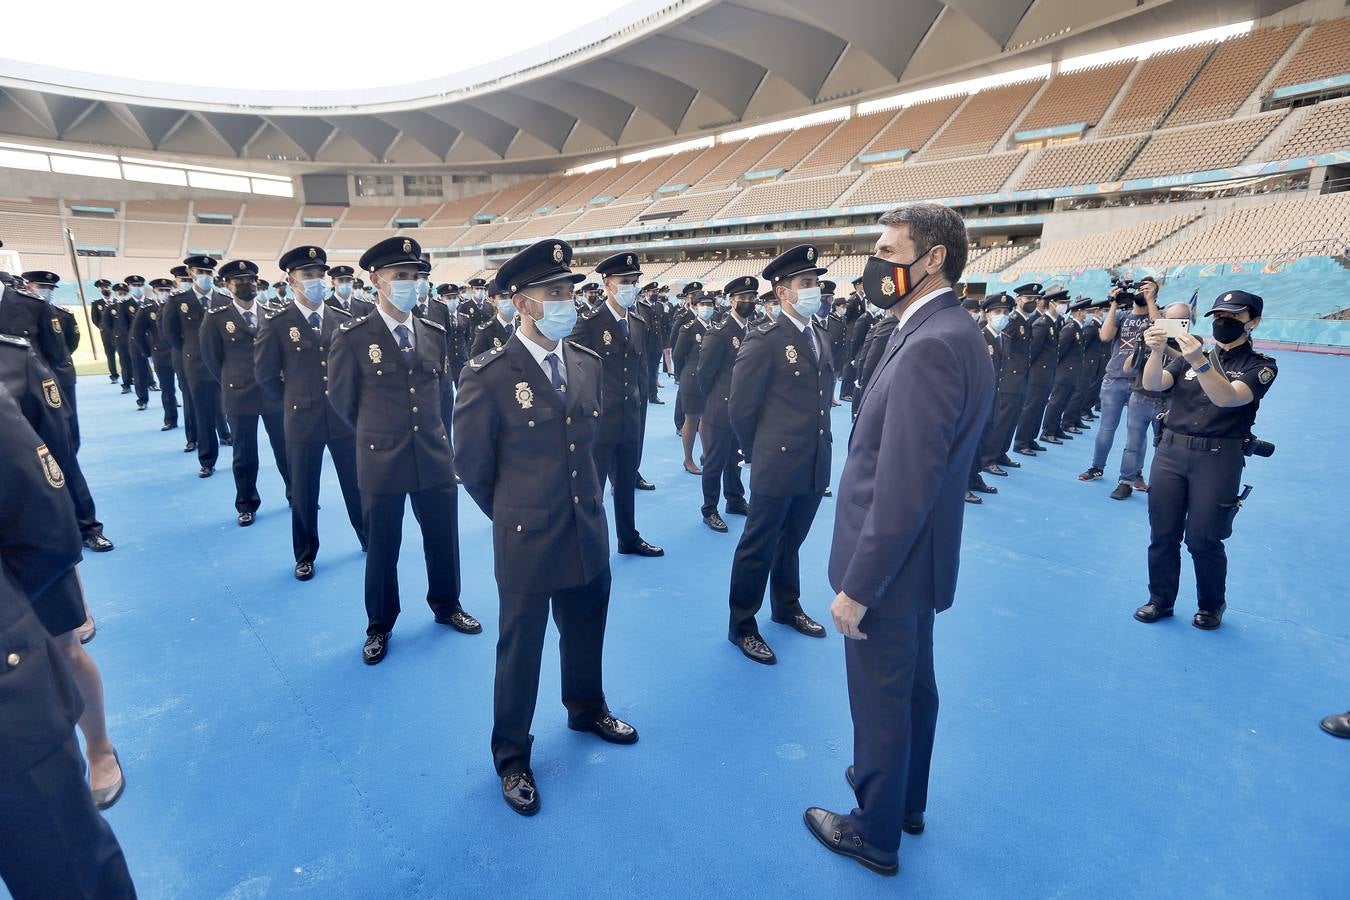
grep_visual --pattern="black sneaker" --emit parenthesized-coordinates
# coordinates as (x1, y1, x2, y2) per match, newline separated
(1078, 467, 1103, 482)
(1109, 482, 1133, 500)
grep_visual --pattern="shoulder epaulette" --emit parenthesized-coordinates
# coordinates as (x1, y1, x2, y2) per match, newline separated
(0, 333, 31, 348)
(580, 305, 603, 321)
(421, 319, 446, 334)
(466, 347, 507, 371)
(207, 305, 227, 315)
(330, 305, 353, 318)
(566, 340, 602, 361)
(475, 320, 494, 332)
(265, 307, 286, 320)
(755, 318, 778, 334)
(339, 315, 369, 332)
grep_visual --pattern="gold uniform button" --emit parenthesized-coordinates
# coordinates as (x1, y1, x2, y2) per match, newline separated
(6, 652, 19, 667)
(565, 416, 572, 425)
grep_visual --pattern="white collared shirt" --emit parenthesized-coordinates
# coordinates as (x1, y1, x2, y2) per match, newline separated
(294, 299, 324, 326)
(233, 299, 260, 326)
(605, 301, 628, 324)
(378, 306, 415, 349)
(517, 330, 566, 387)
(894, 286, 953, 334)
(780, 309, 818, 358)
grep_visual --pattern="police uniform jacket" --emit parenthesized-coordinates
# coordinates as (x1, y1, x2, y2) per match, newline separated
(568, 303, 647, 445)
(132, 299, 172, 367)
(161, 288, 231, 384)
(49, 303, 79, 356)
(1055, 316, 1082, 377)
(855, 314, 897, 399)
(91, 297, 116, 336)
(1026, 312, 1058, 383)
(1162, 342, 1276, 438)
(0, 286, 73, 389)
(1001, 310, 1034, 386)
(254, 303, 354, 445)
(452, 336, 609, 594)
(672, 318, 711, 388)
(470, 316, 514, 358)
(113, 296, 138, 340)
(416, 298, 453, 334)
(667, 306, 693, 349)
(200, 304, 280, 417)
(728, 315, 833, 497)
(983, 326, 1006, 386)
(696, 314, 750, 431)
(327, 313, 454, 495)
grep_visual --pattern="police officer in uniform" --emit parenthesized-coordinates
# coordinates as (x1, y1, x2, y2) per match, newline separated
(200, 260, 291, 525)
(165, 266, 196, 441)
(673, 291, 716, 479)
(454, 238, 638, 816)
(1133, 291, 1275, 631)
(637, 281, 665, 404)
(469, 283, 517, 357)
(118, 276, 152, 401)
(328, 237, 481, 665)
(979, 288, 1035, 476)
(90, 278, 120, 383)
(668, 281, 699, 432)
(161, 255, 233, 469)
(1041, 294, 1085, 442)
(568, 252, 663, 557)
(0, 264, 75, 408)
(695, 275, 754, 532)
(255, 246, 365, 580)
(19, 271, 80, 442)
(724, 246, 832, 664)
(969, 293, 1012, 503)
(1013, 286, 1061, 454)
(132, 277, 179, 430)
(326, 265, 369, 317)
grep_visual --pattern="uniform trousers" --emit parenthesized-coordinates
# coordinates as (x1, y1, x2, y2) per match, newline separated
(99, 330, 118, 379)
(361, 485, 461, 636)
(189, 379, 226, 468)
(594, 437, 642, 549)
(727, 491, 821, 638)
(113, 336, 132, 389)
(131, 349, 153, 405)
(227, 412, 290, 514)
(1041, 371, 1078, 436)
(288, 438, 365, 564)
(153, 359, 177, 425)
(1014, 378, 1054, 447)
(700, 424, 744, 517)
(979, 377, 1026, 467)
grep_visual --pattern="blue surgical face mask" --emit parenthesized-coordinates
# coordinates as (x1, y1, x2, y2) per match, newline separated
(989, 313, 1010, 332)
(415, 279, 430, 301)
(194, 273, 214, 293)
(532, 298, 578, 341)
(766, 305, 780, 319)
(386, 280, 419, 313)
(497, 298, 516, 319)
(696, 306, 715, 321)
(33, 286, 54, 301)
(791, 286, 821, 319)
(157, 289, 171, 302)
(129, 285, 144, 299)
(615, 284, 639, 308)
(300, 278, 326, 304)
(335, 283, 353, 300)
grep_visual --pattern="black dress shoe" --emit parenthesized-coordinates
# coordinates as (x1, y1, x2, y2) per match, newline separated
(802, 808, 898, 876)
(1013, 446, 1037, 457)
(635, 477, 656, 491)
(435, 610, 483, 634)
(198, 466, 213, 478)
(731, 633, 776, 665)
(136, 401, 147, 411)
(1038, 433, 1062, 445)
(704, 512, 728, 533)
(842, 767, 924, 834)
(1029, 440, 1047, 452)
(120, 385, 131, 394)
(363, 632, 388, 665)
(724, 499, 750, 516)
(618, 539, 664, 557)
(184, 441, 196, 452)
(965, 491, 982, 504)
(238, 511, 255, 526)
(775, 612, 826, 638)
(1192, 603, 1226, 630)
(221, 436, 233, 447)
(294, 562, 314, 581)
(1320, 711, 1350, 738)
(1054, 431, 1074, 440)
(568, 713, 638, 744)
(1133, 602, 1174, 623)
(823, 487, 832, 497)
(982, 464, 1008, 477)
(650, 396, 665, 404)
(997, 455, 1021, 468)
(970, 478, 997, 494)
(161, 423, 176, 431)
(109, 374, 119, 383)
(502, 770, 540, 816)
(83, 534, 114, 552)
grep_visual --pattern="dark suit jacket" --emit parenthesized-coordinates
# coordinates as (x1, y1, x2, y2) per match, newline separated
(828, 290, 994, 612)
(132, 300, 172, 366)
(0, 287, 73, 389)
(161, 288, 231, 385)
(327, 313, 454, 495)
(728, 315, 833, 497)
(254, 303, 354, 444)
(568, 303, 647, 445)
(1026, 312, 1058, 385)
(200, 304, 279, 417)
(470, 316, 515, 359)
(696, 314, 751, 431)
(453, 335, 609, 594)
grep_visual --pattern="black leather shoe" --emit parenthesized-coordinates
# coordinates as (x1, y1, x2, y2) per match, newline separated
(149, 383, 159, 391)
(568, 713, 638, 744)
(802, 808, 898, 876)
(1192, 603, 1226, 630)
(731, 633, 776, 665)
(618, 539, 664, 557)
(845, 767, 927, 834)
(965, 491, 982, 504)
(982, 464, 1008, 477)
(1320, 711, 1350, 738)
(120, 385, 131, 394)
(823, 487, 832, 497)
(362, 632, 388, 665)
(725, 499, 750, 516)
(221, 436, 233, 447)
(502, 770, 540, 816)
(238, 511, 254, 526)
(1134, 602, 1174, 623)
(1029, 441, 1047, 452)
(1013, 446, 1037, 457)
(136, 401, 147, 411)
(1065, 426, 1084, 434)
(109, 374, 118, 383)
(997, 455, 1021, 468)
(636, 477, 656, 491)
(775, 612, 826, 638)
(650, 396, 665, 404)
(1038, 434, 1062, 445)
(970, 478, 997, 494)
(704, 512, 728, 533)
(198, 466, 213, 478)
(161, 423, 176, 431)
(435, 610, 483, 634)
(294, 562, 314, 581)
(184, 441, 196, 452)
(83, 534, 114, 552)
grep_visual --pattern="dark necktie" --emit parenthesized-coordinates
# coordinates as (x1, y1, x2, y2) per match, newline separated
(619, 317, 629, 341)
(804, 324, 818, 362)
(395, 324, 413, 368)
(417, 303, 427, 318)
(243, 310, 255, 333)
(544, 352, 566, 396)
(505, 322, 514, 337)
(308, 312, 321, 333)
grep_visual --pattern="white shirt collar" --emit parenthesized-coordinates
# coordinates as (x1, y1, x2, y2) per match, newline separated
(780, 311, 808, 333)
(294, 299, 324, 323)
(378, 306, 414, 346)
(516, 329, 566, 383)
(496, 313, 514, 328)
(894, 286, 953, 334)
(233, 299, 259, 321)
(605, 301, 627, 322)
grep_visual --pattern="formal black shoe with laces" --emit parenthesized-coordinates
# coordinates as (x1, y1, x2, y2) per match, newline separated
(363, 632, 388, 665)
(965, 491, 982, 504)
(635, 476, 656, 491)
(731, 633, 777, 664)
(775, 612, 826, 638)
(1029, 440, 1047, 452)
(568, 713, 638, 744)
(997, 455, 1021, 468)
(724, 499, 750, 516)
(238, 511, 255, 526)
(802, 808, 898, 876)
(294, 562, 314, 581)
(83, 534, 114, 552)
(198, 466, 213, 477)
(108, 374, 118, 383)
(1013, 446, 1037, 457)
(502, 770, 540, 816)
(1192, 603, 1226, 630)
(704, 512, 728, 533)
(618, 538, 664, 557)
(970, 477, 997, 494)
(120, 385, 131, 394)
(1320, 711, 1350, 738)
(161, 423, 176, 431)
(184, 441, 196, 452)
(983, 464, 1008, 477)
(843, 766, 925, 835)
(1134, 602, 1174, 623)
(435, 610, 483, 634)
(650, 396, 665, 404)
(1038, 433, 1062, 445)
(221, 436, 233, 447)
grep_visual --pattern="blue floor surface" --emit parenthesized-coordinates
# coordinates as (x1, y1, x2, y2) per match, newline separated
(36, 352, 1350, 898)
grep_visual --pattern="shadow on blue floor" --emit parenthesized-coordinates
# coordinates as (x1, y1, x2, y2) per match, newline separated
(41, 353, 1350, 899)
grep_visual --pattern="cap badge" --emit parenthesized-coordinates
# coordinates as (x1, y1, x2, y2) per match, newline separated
(225, 320, 236, 334)
(626, 255, 634, 266)
(289, 326, 301, 343)
(37, 444, 64, 489)
(402, 239, 412, 254)
(552, 244, 564, 263)
(1223, 293, 1232, 302)
(515, 381, 534, 410)
(785, 345, 798, 364)
(368, 344, 382, 364)
(42, 378, 62, 409)
(308, 248, 317, 259)
(806, 247, 815, 261)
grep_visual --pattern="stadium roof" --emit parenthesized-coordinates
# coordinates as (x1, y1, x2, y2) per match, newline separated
(0, 0, 1302, 172)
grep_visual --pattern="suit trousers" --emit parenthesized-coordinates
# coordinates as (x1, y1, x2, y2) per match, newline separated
(0, 737, 137, 900)
(845, 603, 938, 854)
(174, 356, 194, 442)
(1041, 373, 1077, 436)
(99, 330, 118, 378)
(727, 491, 821, 638)
(1014, 378, 1054, 447)
(190, 379, 223, 468)
(700, 423, 744, 517)
(492, 568, 611, 777)
(594, 438, 642, 550)
(114, 336, 132, 388)
(288, 438, 365, 565)
(153, 359, 177, 426)
(131, 349, 152, 405)
(979, 380, 1024, 467)
(227, 412, 290, 514)
(361, 485, 461, 636)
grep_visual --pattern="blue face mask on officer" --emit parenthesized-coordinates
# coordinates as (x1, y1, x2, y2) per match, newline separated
(788, 285, 821, 319)
(378, 272, 420, 313)
(517, 284, 577, 341)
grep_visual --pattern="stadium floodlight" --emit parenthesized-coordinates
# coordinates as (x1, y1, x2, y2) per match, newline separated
(719, 106, 851, 145)
(620, 137, 715, 165)
(1059, 20, 1253, 73)
(857, 64, 1052, 117)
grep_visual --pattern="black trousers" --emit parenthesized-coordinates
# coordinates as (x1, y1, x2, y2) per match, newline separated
(227, 412, 290, 514)
(0, 737, 137, 900)
(979, 379, 1025, 467)
(153, 358, 177, 426)
(727, 491, 822, 638)
(1147, 439, 1245, 612)
(646, 347, 660, 398)
(594, 437, 643, 550)
(64, 452, 103, 542)
(1064, 371, 1091, 427)
(362, 485, 461, 636)
(131, 349, 152, 405)
(1014, 378, 1054, 447)
(173, 354, 194, 441)
(700, 423, 744, 517)
(63, 382, 80, 452)
(99, 330, 118, 378)
(189, 379, 224, 468)
(288, 438, 365, 564)
(672, 384, 684, 430)
(845, 603, 937, 854)
(492, 568, 611, 776)
(1042, 372, 1077, 436)
(113, 336, 132, 388)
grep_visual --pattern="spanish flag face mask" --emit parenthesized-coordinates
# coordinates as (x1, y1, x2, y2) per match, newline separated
(862, 246, 937, 311)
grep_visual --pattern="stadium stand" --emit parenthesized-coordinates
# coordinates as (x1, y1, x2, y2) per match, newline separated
(1270, 16, 1350, 89)
(123, 199, 190, 222)
(697, 134, 789, 189)
(1123, 110, 1286, 179)
(622, 153, 703, 199)
(751, 121, 844, 175)
(1137, 192, 1350, 265)
(823, 254, 868, 282)
(792, 107, 898, 176)
(452, 220, 521, 247)
(632, 188, 739, 226)
(964, 243, 1037, 275)
(1273, 95, 1350, 159)
(427, 193, 492, 224)
(239, 201, 301, 226)
(1010, 211, 1200, 270)
(66, 217, 122, 251)
(502, 211, 584, 242)
(563, 201, 652, 235)
(1163, 24, 1301, 128)
(702, 256, 775, 281)
(0, 209, 67, 254)
(1016, 135, 1145, 190)
(863, 95, 964, 159)
(661, 142, 742, 189)
(647, 258, 722, 283)
(1016, 61, 1135, 133)
(845, 151, 1025, 206)
(123, 221, 186, 258)
(715, 173, 859, 220)
(1100, 45, 1214, 137)
(191, 199, 242, 221)
(921, 79, 1043, 160)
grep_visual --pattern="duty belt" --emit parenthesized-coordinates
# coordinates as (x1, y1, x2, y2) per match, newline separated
(1159, 428, 1245, 452)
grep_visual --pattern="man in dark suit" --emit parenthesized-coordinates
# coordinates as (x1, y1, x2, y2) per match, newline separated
(805, 204, 994, 876)
(696, 275, 754, 534)
(200, 260, 291, 526)
(90, 279, 119, 383)
(328, 237, 480, 665)
(725, 247, 832, 664)
(161, 255, 233, 469)
(567, 252, 662, 557)
(454, 238, 638, 817)
(1013, 286, 1062, 455)
(255, 246, 365, 580)
(132, 277, 179, 431)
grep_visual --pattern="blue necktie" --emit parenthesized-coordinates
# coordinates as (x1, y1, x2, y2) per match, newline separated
(395, 324, 413, 368)
(243, 311, 255, 333)
(619, 317, 629, 341)
(308, 312, 321, 333)
(506, 322, 514, 338)
(544, 352, 566, 396)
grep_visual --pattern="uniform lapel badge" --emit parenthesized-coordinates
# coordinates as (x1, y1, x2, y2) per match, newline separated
(368, 344, 383, 364)
(988, 344, 995, 357)
(515, 381, 534, 410)
(289, 326, 301, 342)
(732, 336, 740, 349)
(180, 302, 189, 314)
(51, 316, 62, 333)
(694, 333, 702, 344)
(41, 378, 62, 409)
(150, 312, 157, 320)
(785, 345, 798, 364)
(36, 444, 65, 489)
(492, 337, 503, 350)
(603, 330, 612, 346)
(225, 320, 236, 334)
(1258, 366, 1274, 384)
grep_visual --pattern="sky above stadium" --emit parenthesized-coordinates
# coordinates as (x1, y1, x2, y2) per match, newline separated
(4, 0, 637, 92)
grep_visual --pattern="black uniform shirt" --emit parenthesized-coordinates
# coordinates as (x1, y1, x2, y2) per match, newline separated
(1163, 341, 1276, 438)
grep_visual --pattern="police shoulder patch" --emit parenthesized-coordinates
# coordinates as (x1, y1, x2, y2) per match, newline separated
(330, 306, 353, 318)
(1257, 366, 1274, 384)
(36, 443, 64, 489)
(265, 307, 285, 320)
(467, 349, 505, 371)
(41, 378, 61, 409)
(207, 305, 227, 315)
(475, 321, 493, 332)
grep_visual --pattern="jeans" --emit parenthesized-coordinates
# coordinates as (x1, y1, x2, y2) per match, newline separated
(1090, 376, 1131, 472)
(1120, 392, 1166, 483)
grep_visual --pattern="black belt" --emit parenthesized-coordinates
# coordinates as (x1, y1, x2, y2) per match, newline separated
(1159, 429, 1245, 452)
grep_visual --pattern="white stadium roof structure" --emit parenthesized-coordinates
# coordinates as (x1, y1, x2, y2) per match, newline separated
(0, 0, 1306, 175)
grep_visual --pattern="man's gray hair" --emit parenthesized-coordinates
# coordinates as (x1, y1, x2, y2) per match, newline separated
(1163, 301, 1193, 320)
(877, 203, 968, 285)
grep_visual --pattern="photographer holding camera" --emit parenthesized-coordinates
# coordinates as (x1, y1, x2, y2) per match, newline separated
(1133, 291, 1276, 631)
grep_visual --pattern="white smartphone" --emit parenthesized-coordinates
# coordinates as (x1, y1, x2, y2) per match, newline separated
(1157, 318, 1190, 339)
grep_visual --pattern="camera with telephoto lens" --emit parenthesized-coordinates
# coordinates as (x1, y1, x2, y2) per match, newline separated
(1243, 435, 1275, 458)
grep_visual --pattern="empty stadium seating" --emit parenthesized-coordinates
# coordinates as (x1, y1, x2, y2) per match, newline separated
(1123, 111, 1285, 179)
(1100, 45, 1212, 137)
(715, 173, 859, 220)
(1017, 136, 1145, 190)
(793, 108, 898, 176)
(1274, 96, 1350, 159)
(1164, 24, 1300, 128)
(1017, 61, 1134, 132)
(922, 80, 1043, 160)
(864, 96, 964, 159)
(1010, 211, 1200, 271)
(1271, 16, 1350, 89)
(1137, 192, 1350, 265)
(964, 244, 1037, 276)
(633, 189, 739, 226)
(845, 152, 1025, 206)
(752, 121, 844, 175)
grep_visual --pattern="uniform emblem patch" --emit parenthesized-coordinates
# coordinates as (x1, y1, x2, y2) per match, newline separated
(806, 247, 815, 261)
(1184, 368, 1198, 381)
(602, 330, 612, 346)
(225, 320, 236, 334)
(785, 345, 798, 364)
(492, 338, 502, 350)
(41, 378, 62, 409)
(515, 381, 534, 410)
(552, 244, 564, 263)
(181, 302, 189, 314)
(150, 312, 157, 320)
(694, 333, 702, 344)
(37, 444, 64, 489)
(308, 247, 317, 259)
(51, 317, 62, 333)
(289, 326, 301, 342)
(368, 344, 383, 364)
(402, 239, 412, 254)
(1258, 367, 1274, 384)
(881, 275, 895, 296)
(732, 337, 740, 350)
